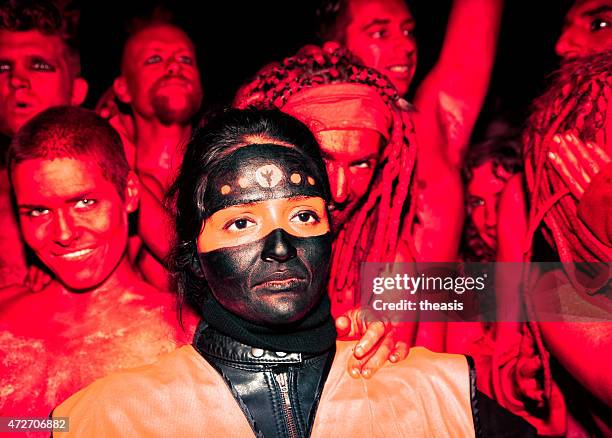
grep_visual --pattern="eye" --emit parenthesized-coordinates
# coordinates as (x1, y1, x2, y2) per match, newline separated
(351, 160, 373, 170)
(468, 197, 484, 209)
(27, 208, 50, 218)
(145, 55, 163, 65)
(590, 17, 610, 32)
(75, 198, 96, 209)
(402, 28, 415, 38)
(0, 62, 11, 73)
(290, 211, 320, 224)
(178, 55, 193, 65)
(226, 218, 256, 231)
(369, 29, 388, 39)
(31, 59, 55, 72)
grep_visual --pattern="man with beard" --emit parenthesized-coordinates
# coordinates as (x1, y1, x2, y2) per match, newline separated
(520, 50, 612, 436)
(53, 109, 534, 438)
(0, 106, 194, 419)
(112, 18, 203, 286)
(0, 0, 88, 288)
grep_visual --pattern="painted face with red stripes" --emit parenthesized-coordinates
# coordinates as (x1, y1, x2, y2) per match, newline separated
(197, 144, 332, 325)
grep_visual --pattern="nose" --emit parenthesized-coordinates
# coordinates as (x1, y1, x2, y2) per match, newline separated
(166, 56, 182, 76)
(484, 202, 497, 229)
(52, 209, 76, 245)
(9, 65, 29, 90)
(555, 31, 580, 57)
(396, 34, 416, 55)
(261, 229, 297, 263)
(327, 163, 349, 205)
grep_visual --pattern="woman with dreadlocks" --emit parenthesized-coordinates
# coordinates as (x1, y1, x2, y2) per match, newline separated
(522, 50, 612, 435)
(235, 42, 464, 371)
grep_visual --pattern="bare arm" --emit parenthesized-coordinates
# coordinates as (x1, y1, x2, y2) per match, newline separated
(415, 0, 504, 167)
(408, 144, 463, 262)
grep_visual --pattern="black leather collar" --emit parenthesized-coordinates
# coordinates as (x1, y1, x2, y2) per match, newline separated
(194, 321, 305, 365)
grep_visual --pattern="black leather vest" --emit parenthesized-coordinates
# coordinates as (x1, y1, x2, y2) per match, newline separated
(194, 322, 335, 438)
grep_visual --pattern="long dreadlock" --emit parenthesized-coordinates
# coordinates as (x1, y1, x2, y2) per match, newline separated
(524, 50, 611, 263)
(234, 43, 417, 310)
(520, 52, 611, 429)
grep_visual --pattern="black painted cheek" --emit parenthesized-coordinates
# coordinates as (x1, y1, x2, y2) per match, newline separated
(198, 231, 332, 325)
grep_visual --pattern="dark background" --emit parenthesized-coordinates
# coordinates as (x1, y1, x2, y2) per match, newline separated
(77, 0, 571, 139)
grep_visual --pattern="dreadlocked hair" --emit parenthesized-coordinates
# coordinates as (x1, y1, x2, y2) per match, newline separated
(234, 43, 417, 309)
(524, 50, 611, 263)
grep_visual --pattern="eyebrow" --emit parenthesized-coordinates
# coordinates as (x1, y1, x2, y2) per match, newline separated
(362, 18, 415, 31)
(17, 203, 46, 210)
(582, 5, 612, 16)
(363, 19, 391, 31)
(352, 153, 379, 162)
(18, 191, 96, 209)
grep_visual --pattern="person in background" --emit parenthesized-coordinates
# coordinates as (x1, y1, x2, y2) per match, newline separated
(0, 106, 194, 418)
(0, 0, 88, 288)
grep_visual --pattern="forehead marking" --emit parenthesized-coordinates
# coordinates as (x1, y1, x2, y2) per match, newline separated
(255, 164, 283, 188)
(238, 177, 249, 188)
(290, 173, 302, 184)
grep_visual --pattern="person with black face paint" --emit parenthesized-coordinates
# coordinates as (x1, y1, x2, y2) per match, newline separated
(53, 109, 535, 438)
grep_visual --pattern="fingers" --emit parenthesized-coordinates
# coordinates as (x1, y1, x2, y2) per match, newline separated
(348, 336, 394, 379)
(558, 135, 592, 187)
(549, 150, 584, 197)
(564, 133, 602, 178)
(335, 309, 367, 340)
(354, 320, 386, 359)
(389, 341, 409, 363)
(586, 141, 611, 167)
(550, 133, 611, 199)
(335, 315, 351, 338)
(549, 135, 585, 198)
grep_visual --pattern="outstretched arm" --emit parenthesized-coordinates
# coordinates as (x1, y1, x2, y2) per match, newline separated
(415, 0, 504, 167)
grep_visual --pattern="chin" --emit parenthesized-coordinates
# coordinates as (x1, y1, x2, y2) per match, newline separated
(59, 272, 106, 292)
(256, 304, 312, 326)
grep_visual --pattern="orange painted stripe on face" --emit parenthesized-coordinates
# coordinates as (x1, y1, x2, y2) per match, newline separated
(197, 196, 330, 253)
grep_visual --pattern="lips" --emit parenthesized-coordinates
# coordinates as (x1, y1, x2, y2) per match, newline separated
(156, 76, 192, 89)
(385, 63, 414, 78)
(251, 271, 307, 292)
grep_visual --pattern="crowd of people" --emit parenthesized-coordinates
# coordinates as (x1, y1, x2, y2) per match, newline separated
(0, 0, 610, 436)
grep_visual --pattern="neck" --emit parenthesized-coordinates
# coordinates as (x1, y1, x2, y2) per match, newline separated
(134, 116, 192, 146)
(199, 293, 337, 355)
(133, 116, 192, 187)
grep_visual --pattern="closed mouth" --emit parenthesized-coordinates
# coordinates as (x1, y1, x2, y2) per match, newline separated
(252, 273, 306, 291)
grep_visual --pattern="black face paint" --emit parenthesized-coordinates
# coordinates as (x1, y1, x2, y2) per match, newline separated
(199, 229, 332, 325)
(202, 144, 328, 217)
(197, 143, 336, 351)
